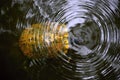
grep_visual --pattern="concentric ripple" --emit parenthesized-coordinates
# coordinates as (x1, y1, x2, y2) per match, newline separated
(16, 0, 120, 80)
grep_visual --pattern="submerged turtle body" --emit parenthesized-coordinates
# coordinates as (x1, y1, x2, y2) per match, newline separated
(19, 23, 69, 59)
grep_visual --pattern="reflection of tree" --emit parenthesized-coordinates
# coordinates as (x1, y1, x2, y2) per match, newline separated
(0, 0, 43, 34)
(0, 0, 21, 31)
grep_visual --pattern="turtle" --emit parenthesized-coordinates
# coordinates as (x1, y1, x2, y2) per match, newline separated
(19, 23, 69, 59)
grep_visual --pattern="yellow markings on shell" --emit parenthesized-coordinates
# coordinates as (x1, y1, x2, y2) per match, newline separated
(19, 23, 69, 59)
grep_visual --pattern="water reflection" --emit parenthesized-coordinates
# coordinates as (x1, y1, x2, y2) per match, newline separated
(0, 0, 120, 80)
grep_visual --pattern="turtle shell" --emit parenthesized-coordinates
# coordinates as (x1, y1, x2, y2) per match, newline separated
(19, 23, 69, 59)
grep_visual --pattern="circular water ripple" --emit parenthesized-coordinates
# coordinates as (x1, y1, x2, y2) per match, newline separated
(17, 0, 120, 80)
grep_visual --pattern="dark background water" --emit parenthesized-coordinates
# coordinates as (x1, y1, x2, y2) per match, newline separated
(0, 0, 120, 80)
(0, 0, 37, 80)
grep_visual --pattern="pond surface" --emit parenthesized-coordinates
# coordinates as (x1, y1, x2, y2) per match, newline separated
(0, 0, 120, 80)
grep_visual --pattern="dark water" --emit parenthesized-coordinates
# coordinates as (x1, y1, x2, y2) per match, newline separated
(0, 0, 120, 80)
